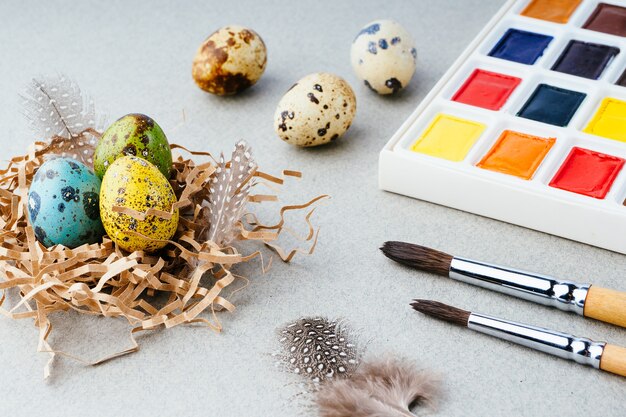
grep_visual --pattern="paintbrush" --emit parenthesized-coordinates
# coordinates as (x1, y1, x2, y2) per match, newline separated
(381, 241, 626, 328)
(411, 299, 626, 378)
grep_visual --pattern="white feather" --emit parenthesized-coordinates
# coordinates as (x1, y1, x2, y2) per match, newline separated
(21, 74, 106, 166)
(204, 140, 257, 246)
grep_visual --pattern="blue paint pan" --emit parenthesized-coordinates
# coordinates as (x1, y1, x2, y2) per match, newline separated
(488, 28, 553, 65)
(517, 84, 586, 127)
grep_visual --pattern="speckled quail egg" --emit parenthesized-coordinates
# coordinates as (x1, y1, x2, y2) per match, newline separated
(274, 73, 357, 147)
(351, 20, 417, 94)
(99, 156, 179, 253)
(94, 113, 173, 180)
(28, 158, 105, 248)
(192, 25, 267, 95)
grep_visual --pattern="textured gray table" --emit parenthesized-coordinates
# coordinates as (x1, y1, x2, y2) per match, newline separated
(1, 1, 624, 416)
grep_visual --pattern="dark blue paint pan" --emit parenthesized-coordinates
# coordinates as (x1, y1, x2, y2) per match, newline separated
(517, 84, 586, 127)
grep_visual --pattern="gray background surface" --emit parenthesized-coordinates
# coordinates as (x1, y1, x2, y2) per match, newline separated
(1, 0, 625, 416)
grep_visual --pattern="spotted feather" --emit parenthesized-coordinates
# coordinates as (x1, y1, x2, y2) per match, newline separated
(278, 317, 361, 384)
(204, 140, 256, 246)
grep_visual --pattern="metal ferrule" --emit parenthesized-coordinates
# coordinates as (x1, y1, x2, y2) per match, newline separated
(468, 313, 606, 369)
(449, 257, 590, 315)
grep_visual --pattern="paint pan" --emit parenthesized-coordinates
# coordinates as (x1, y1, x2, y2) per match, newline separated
(488, 28, 553, 65)
(380, 0, 626, 254)
(584, 98, 626, 142)
(549, 147, 624, 198)
(617, 69, 626, 87)
(583, 3, 626, 38)
(411, 114, 485, 161)
(452, 69, 521, 110)
(551, 40, 619, 80)
(520, 0, 582, 23)
(477, 130, 555, 179)
(517, 84, 586, 127)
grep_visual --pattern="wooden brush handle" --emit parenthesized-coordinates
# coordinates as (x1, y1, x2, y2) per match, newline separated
(584, 286, 626, 328)
(600, 344, 626, 377)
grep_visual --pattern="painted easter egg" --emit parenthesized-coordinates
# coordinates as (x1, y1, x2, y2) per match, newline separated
(94, 113, 173, 179)
(351, 20, 417, 94)
(99, 156, 179, 253)
(27, 158, 104, 248)
(274, 73, 357, 147)
(192, 25, 267, 95)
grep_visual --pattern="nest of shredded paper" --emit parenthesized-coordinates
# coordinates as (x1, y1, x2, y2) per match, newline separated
(0, 136, 324, 377)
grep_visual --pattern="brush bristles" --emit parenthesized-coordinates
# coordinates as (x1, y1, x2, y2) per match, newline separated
(410, 300, 470, 327)
(380, 241, 452, 276)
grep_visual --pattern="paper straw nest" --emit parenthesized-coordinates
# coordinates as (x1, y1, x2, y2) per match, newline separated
(0, 137, 324, 378)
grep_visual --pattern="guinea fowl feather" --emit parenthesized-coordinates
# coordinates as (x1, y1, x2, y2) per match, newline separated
(204, 140, 257, 246)
(278, 317, 361, 384)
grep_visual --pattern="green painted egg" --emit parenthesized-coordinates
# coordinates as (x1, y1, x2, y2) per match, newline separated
(94, 113, 173, 179)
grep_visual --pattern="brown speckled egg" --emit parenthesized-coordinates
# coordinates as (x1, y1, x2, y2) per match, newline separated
(274, 73, 357, 147)
(192, 25, 267, 95)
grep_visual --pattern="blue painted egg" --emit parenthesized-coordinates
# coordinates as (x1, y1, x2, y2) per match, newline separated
(27, 158, 105, 248)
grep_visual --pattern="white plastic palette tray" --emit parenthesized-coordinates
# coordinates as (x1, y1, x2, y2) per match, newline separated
(379, 0, 626, 254)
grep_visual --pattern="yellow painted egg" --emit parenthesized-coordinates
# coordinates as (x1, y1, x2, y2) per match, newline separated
(192, 25, 267, 95)
(99, 156, 179, 253)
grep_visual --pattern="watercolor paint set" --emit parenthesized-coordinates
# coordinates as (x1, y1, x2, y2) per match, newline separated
(380, 0, 626, 253)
